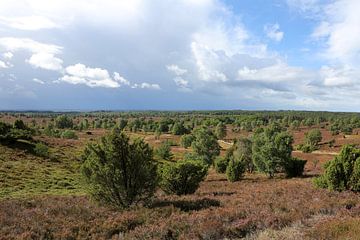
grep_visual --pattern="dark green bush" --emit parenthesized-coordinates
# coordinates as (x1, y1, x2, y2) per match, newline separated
(34, 142, 50, 158)
(155, 141, 173, 160)
(61, 130, 78, 139)
(284, 158, 307, 177)
(214, 156, 228, 173)
(180, 134, 194, 149)
(159, 160, 208, 195)
(226, 159, 245, 182)
(82, 128, 158, 209)
(55, 115, 73, 129)
(314, 145, 360, 191)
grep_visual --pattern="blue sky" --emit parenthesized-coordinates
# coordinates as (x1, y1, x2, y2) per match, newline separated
(1, 0, 360, 111)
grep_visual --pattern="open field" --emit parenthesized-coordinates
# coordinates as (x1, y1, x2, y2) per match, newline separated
(1, 111, 360, 239)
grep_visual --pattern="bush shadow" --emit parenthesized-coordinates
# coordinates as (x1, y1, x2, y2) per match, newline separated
(150, 197, 221, 212)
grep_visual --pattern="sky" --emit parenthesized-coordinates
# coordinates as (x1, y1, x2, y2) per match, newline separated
(0, 0, 360, 111)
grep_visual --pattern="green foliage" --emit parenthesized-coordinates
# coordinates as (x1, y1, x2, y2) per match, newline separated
(180, 134, 194, 149)
(301, 129, 322, 153)
(55, 115, 74, 129)
(159, 160, 208, 195)
(13, 119, 27, 130)
(215, 122, 226, 139)
(232, 137, 253, 172)
(155, 141, 173, 160)
(226, 158, 245, 182)
(82, 128, 158, 209)
(0, 121, 33, 143)
(252, 124, 293, 178)
(61, 130, 78, 139)
(34, 142, 50, 158)
(214, 156, 229, 173)
(171, 122, 188, 135)
(118, 119, 128, 130)
(191, 127, 220, 165)
(284, 158, 307, 178)
(314, 145, 360, 191)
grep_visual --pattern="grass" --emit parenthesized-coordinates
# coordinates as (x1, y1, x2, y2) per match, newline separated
(0, 143, 86, 198)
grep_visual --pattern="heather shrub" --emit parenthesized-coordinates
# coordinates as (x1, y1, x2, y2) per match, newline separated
(226, 158, 245, 182)
(34, 142, 50, 158)
(159, 160, 208, 195)
(155, 141, 173, 160)
(180, 134, 194, 148)
(82, 128, 158, 209)
(314, 145, 360, 191)
(61, 130, 78, 139)
(214, 156, 228, 173)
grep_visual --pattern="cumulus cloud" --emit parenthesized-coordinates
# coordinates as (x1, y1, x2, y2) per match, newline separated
(0, 37, 62, 55)
(33, 78, 45, 84)
(60, 63, 126, 88)
(0, 37, 63, 71)
(132, 83, 161, 90)
(27, 52, 63, 71)
(3, 52, 13, 59)
(113, 72, 130, 86)
(0, 60, 8, 68)
(166, 64, 187, 76)
(174, 77, 189, 88)
(264, 24, 284, 42)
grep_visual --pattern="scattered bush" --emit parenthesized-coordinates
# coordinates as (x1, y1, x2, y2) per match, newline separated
(252, 124, 293, 178)
(159, 160, 208, 195)
(314, 145, 360, 191)
(191, 127, 220, 165)
(215, 122, 226, 139)
(214, 156, 228, 173)
(61, 130, 78, 139)
(82, 128, 158, 209)
(226, 158, 245, 182)
(55, 115, 74, 129)
(34, 142, 50, 158)
(155, 141, 173, 160)
(180, 134, 194, 149)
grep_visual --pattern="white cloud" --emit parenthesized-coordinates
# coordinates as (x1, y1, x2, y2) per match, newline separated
(311, 0, 360, 65)
(0, 37, 62, 55)
(174, 77, 189, 88)
(113, 72, 130, 85)
(0, 60, 8, 68)
(33, 78, 45, 84)
(237, 62, 311, 82)
(0, 15, 59, 30)
(132, 83, 161, 90)
(27, 52, 63, 71)
(166, 64, 187, 76)
(320, 65, 359, 87)
(60, 63, 123, 88)
(3, 52, 13, 59)
(264, 23, 284, 42)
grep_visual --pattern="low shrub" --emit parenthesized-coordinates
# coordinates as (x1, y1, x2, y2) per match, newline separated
(314, 145, 360, 191)
(155, 141, 173, 160)
(34, 142, 50, 158)
(61, 130, 78, 139)
(226, 159, 245, 182)
(159, 160, 208, 195)
(214, 156, 228, 173)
